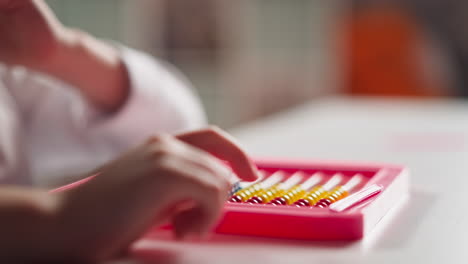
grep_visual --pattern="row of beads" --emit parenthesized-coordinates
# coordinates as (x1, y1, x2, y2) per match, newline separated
(269, 185, 307, 205)
(293, 186, 329, 206)
(314, 186, 349, 208)
(229, 171, 363, 208)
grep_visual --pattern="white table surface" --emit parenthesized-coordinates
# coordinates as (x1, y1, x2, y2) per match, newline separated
(117, 96, 468, 264)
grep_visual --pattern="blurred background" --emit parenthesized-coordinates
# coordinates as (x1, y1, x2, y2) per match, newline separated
(45, 0, 466, 128)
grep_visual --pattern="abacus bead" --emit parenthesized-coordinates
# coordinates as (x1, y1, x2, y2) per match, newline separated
(340, 191, 349, 200)
(335, 188, 347, 196)
(259, 197, 267, 203)
(328, 193, 341, 203)
(279, 195, 290, 203)
(334, 189, 345, 196)
(264, 191, 275, 200)
(315, 199, 332, 208)
(292, 190, 306, 202)
(269, 199, 283, 205)
(315, 202, 328, 208)
(268, 198, 284, 205)
(314, 200, 324, 207)
(229, 195, 242, 203)
(294, 188, 323, 205)
(237, 191, 251, 199)
(294, 199, 310, 207)
(305, 193, 320, 205)
(276, 197, 288, 205)
(233, 185, 260, 198)
(287, 189, 305, 203)
(267, 198, 277, 204)
(247, 196, 263, 204)
(294, 198, 305, 204)
(287, 187, 299, 196)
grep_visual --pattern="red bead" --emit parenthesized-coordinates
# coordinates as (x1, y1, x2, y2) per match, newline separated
(275, 197, 287, 205)
(294, 199, 310, 207)
(229, 195, 242, 203)
(314, 199, 332, 208)
(269, 199, 284, 205)
(267, 198, 277, 204)
(247, 196, 263, 204)
(315, 203, 327, 208)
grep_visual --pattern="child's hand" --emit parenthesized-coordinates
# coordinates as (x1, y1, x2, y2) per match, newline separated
(0, 0, 68, 68)
(0, 0, 129, 111)
(57, 127, 258, 261)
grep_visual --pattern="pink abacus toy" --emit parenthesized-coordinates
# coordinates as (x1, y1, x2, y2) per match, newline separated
(214, 158, 409, 240)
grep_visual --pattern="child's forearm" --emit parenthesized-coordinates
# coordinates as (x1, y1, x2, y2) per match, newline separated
(0, 0, 130, 112)
(39, 29, 130, 113)
(0, 184, 139, 262)
(0, 186, 112, 262)
(0, 187, 65, 261)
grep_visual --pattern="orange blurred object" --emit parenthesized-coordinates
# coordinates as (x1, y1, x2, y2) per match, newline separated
(340, 5, 445, 97)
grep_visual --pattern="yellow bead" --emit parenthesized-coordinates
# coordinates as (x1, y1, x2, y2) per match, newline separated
(321, 187, 350, 204)
(233, 184, 263, 202)
(250, 185, 281, 203)
(281, 186, 302, 204)
(301, 194, 324, 205)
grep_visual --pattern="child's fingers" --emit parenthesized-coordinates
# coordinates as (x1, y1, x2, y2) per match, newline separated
(173, 141, 234, 188)
(173, 176, 225, 239)
(153, 153, 226, 239)
(172, 207, 205, 240)
(176, 126, 259, 181)
(154, 145, 231, 194)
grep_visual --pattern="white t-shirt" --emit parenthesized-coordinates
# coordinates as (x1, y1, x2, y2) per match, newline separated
(0, 47, 206, 187)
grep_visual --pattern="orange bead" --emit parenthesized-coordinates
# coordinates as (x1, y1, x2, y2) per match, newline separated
(314, 187, 349, 208)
